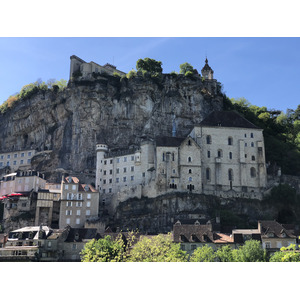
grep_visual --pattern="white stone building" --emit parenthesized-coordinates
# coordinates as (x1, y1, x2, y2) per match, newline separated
(189, 110, 267, 197)
(95, 110, 267, 212)
(0, 170, 46, 197)
(0, 149, 35, 172)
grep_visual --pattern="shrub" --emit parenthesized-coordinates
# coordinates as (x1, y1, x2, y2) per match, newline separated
(126, 70, 137, 79)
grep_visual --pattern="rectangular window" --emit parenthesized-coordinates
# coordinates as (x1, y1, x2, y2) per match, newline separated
(0, 162, 3, 167)
(103, 179, 106, 184)
(7, 154, 10, 159)
(48, 241, 52, 248)
(13, 161, 17, 165)
(72, 185, 76, 190)
(76, 202, 82, 207)
(21, 153, 25, 157)
(66, 218, 70, 224)
(109, 188, 112, 193)
(142, 172, 145, 177)
(76, 218, 80, 225)
(131, 156, 134, 161)
(76, 210, 81, 216)
(86, 201, 91, 207)
(65, 185, 69, 190)
(104, 160, 107, 165)
(207, 150, 210, 158)
(117, 158, 120, 163)
(124, 157, 127, 162)
(251, 133, 254, 138)
(131, 166, 134, 172)
(116, 178, 119, 183)
(14, 153, 17, 158)
(116, 168, 120, 174)
(109, 179, 112, 184)
(28, 152, 32, 156)
(20, 160, 24, 164)
(87, 193, 91, 199)
(67, 201, 72, 207)
(110, 159, 113, 164)
(131, 176, 134, 181)
(123, 167, 127, 173)
(86, 210, 91, 216)
(27, 159, 31, 164)
(123, 177, 127, 182)
(66, 210, 72, 215)
(109, 169, 113, 175)
(0, 155, 3, 159)
(103, 170, 107, 175)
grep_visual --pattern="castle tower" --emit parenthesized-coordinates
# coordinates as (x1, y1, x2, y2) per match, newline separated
(201, 58, 214, 80)
(95, 143, 108, 192)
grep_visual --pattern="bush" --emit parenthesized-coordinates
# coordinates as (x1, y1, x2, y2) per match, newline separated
(126, 70, 137, 79)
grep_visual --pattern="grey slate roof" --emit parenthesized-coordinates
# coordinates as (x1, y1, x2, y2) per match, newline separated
(155, 136, 185, 147)
(259, 220, 296, 239)
(199, 110, 259, 129)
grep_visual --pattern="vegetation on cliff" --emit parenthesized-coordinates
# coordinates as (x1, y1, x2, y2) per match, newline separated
(0, 79, 67, 114)
(223, 96, 300, 176)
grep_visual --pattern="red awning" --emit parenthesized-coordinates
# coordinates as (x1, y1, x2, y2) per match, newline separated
(7, 193, 24, 197)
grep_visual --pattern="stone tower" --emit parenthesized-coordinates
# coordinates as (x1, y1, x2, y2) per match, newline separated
(95, 142, 108, 191)
(201, 58, 214, 80)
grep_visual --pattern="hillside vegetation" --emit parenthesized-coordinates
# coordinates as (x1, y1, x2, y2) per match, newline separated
(223, 96, 300, 176)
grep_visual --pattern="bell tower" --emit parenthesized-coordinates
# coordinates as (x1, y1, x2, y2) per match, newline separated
(201, 57, 214, 80)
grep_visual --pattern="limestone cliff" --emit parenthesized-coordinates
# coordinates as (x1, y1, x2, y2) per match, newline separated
(0, 74, 223, 182)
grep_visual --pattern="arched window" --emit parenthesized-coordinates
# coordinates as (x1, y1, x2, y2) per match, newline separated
(189, 169, 192, 174)
(251, 155, 255, 161)
(206, 135, 212, 144)
(206, 168, 211, 181)
(229, 152, 232, 159)
(250, 167, 256, 178)
(217, 149, 223, 158)
(228, 137, 233, 145)
(228, 169, 233, 181)
(188, 139, 191, 146)
(172, 152, 175, 161)
(188, 156, 192, 163)
(162, 153, 165, 161)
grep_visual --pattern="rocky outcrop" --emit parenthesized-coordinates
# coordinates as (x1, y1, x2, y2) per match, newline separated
(0, 74, 223, 183)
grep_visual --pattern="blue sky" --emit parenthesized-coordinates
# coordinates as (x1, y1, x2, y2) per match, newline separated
(0, 37, 299, 112)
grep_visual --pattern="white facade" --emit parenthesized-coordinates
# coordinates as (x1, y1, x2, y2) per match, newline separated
(0, 170, 46, 197)
(95, 111, 268, 212)
(0, 150, 35, 171)
(189, 120, 267, 197)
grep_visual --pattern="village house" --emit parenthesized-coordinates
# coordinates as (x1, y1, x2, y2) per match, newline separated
(59, 176, 99, 229)
(232, 220, 297, 252)
(0, 149, 36, 172)
(172, 220, 236, 255)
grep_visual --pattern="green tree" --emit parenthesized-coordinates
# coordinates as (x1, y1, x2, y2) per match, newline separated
(136, 58, 163, 76)
(179, 62, 194, 75)
(128, 233, 188, 262)
(269, 244, 300, 262)
(189, 245, 216, 262)
(80, 235, 126, 262)
(232, 240, 267, 262)
(215, 245, 234, 262)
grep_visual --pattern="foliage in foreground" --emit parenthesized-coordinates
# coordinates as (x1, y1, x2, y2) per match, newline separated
(82, 234, 300, 262)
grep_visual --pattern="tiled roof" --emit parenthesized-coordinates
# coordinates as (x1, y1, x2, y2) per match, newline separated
(213, 233, 234, 243)
(155, 136, 185, 147)
(173, 221, 215, 243)
(199, 111, 259, 129)
(63, 176, 80, 184)
(259, 220, 296, 239)
(65, 228, 98, 242)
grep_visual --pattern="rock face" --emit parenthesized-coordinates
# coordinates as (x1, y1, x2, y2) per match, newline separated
(0, 74, 223, 183)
